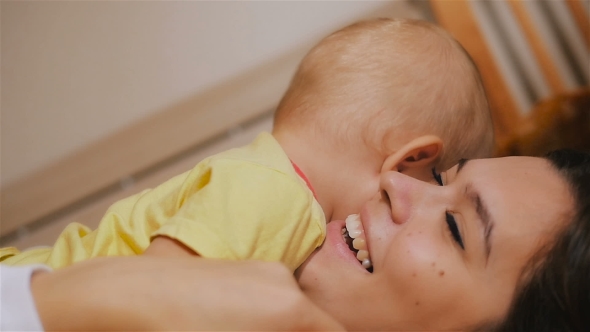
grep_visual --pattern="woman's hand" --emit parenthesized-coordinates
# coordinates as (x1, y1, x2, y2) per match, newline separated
(31, 256, 343, 331)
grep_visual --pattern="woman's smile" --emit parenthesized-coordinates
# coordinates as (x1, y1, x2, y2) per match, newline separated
(323, 220, 371, 273)
(343, 214, 372, 270)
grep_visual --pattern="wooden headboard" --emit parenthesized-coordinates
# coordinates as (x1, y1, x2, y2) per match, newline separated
(430, 0, 589, 145)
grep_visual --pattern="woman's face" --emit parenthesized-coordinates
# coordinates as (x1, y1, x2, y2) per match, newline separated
(295, 156, 573, 330)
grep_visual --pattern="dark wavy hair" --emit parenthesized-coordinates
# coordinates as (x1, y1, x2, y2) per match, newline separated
(491, 149, 590, 331)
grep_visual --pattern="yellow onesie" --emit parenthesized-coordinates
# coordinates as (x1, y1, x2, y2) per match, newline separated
(1, 133, 326, 272)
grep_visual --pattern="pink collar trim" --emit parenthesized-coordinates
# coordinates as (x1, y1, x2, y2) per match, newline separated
(290, 161, 317, 199)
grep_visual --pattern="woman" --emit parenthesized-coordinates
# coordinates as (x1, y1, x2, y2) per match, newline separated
(6, 150, 590, 331)
(296, 149, 590, 331)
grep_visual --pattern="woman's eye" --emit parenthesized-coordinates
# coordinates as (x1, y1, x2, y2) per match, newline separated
(432, 168, 443, 186)
(446, 212, 465, 250)
(433, 169, 463, 250)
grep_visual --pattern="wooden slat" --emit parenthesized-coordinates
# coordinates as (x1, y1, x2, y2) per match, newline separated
(508, 0, 567, 94)
(565, 0, 590, 48)
(429, 0, 521, 142)
(0, 48, 307, 237)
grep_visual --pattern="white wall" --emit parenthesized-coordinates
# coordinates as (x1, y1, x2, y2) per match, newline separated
(1, 1, 422, 187)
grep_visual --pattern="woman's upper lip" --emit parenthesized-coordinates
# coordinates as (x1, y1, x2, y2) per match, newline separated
(359, 209, 372, 252)
(359, 198, 396, 264)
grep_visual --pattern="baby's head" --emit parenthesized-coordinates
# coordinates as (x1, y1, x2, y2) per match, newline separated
(273, 18, 493, 220)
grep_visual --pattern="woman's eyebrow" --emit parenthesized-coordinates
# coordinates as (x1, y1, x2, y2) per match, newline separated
(456, 158, 494, 265)
(465, 184, 494, 265)
(456, 158, 470, 174)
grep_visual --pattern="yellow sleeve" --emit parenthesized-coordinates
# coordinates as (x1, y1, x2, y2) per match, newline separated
(0, 247, 20, 262)
(152, 159, 325, 272)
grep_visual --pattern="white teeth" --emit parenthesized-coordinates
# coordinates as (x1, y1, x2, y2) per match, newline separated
(356, 249, 369, 261)
(345, 214, 362, 238)
(352, 237, 366, 250)
(345, 214, 372, 271)
(348, 229, 362, 238)
(346, 214, 361, 229)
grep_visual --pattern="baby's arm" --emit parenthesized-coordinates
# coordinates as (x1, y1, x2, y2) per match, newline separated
(143, 236, 197, 257)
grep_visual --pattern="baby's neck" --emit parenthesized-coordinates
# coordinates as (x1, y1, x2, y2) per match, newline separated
(273, 130, 334, 220)
(273, 129, 381, 222)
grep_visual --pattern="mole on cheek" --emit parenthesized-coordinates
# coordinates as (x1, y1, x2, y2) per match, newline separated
(431, 262, 436, 267)
(439, 270, 445, 277)
(415, 301, 420, 306)
(412, 272, 417, 277)
(407, 232, 412, 237)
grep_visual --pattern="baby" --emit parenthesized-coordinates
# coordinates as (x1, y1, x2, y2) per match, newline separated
(1, 18, 493, 272)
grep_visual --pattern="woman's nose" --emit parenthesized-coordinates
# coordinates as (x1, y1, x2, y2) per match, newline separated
(380, 171, 413, 225)
(379, 171, 436, 225)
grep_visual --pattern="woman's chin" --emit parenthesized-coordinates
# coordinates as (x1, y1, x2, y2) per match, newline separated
(296, 221, 386, 332)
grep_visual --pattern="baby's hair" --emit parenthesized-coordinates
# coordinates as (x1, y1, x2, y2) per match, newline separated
(274, 18, 493, 168)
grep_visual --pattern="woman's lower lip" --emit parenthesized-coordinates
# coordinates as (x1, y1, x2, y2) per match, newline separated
(326, 220, 367, 271)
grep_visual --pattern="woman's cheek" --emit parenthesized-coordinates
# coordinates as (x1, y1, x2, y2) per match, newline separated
(384, 230, 462, 320)
(384, 230, 446, 294)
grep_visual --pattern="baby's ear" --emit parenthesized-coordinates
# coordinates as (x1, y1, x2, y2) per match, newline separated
(381, 135, 443, 173)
